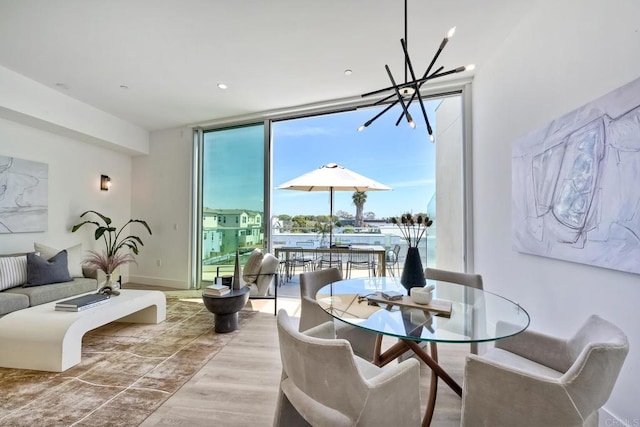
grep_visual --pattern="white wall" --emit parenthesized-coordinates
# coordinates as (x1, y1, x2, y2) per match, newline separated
(473, 0, 640, 423)
(130, 127, 193, 289)
(0, 65, 149, 156)
(0, 117, 133, 278)
(435, 97, 464, 271)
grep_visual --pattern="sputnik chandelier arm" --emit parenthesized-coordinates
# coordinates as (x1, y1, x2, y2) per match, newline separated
(358, 0, 474, 142)
(399, 38, 432, 136)
(385, 65, 415, 129)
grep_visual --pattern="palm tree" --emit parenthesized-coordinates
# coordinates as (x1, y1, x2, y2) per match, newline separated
(315, 221, 332, 247)
(352, 191, 367, 227)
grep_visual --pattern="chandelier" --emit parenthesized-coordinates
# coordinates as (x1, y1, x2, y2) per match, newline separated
(358, 0, 474, 142)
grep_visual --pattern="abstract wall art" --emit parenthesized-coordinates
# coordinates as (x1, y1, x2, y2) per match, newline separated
(0, 155, 48, 233)
(512, 76, 640, 274)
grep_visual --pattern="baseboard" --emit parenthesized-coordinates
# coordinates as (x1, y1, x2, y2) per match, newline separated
(127, 275, 190, 290)
(600, 407, 635, 427)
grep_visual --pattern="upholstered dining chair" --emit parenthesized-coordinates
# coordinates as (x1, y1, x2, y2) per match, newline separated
(461, 315, 629, 427)
(273, 310, 422, 427)
(299, 268, 377, 361)
(425, 267, 483, 290)
(425, 267, 484, 354)
(398, 267, 485, 362)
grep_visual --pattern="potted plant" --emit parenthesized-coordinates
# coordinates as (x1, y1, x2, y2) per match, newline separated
(72, 210, 152, 293)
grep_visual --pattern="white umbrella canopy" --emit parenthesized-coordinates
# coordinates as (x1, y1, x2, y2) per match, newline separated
(278, 162, 393, 193)
(277, 163, 392, 247)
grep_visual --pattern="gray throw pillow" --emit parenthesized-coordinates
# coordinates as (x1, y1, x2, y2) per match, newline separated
(25, 250, 73, 287)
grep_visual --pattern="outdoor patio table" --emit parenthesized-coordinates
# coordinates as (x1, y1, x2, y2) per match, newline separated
(274, 245, 387, 277)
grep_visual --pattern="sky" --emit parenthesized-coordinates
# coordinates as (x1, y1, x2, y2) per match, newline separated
(203, 100, 443, 219)
(272, 102, 439, 219)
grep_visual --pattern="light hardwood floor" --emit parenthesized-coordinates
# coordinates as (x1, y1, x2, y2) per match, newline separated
(128, 286, 465, 426)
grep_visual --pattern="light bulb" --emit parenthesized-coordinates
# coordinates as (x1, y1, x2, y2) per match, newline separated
(465, 64, 476, 71)
(399, 87, 415, 97)
(430, 134, 435, 142)
(357, 125, 366, 132)
(447, 27, 456, 39)
(409, 120, 416, 129)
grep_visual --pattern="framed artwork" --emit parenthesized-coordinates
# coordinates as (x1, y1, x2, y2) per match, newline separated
(0, 155, 48, 233)
(512, 76, 640, 274)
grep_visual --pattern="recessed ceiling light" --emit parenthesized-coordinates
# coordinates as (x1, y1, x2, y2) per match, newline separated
(344, 69, 353, 76)
(217, 83, 228, 90)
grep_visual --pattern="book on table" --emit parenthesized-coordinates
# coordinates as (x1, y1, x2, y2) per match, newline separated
(55, 293, 110, 312)
(203, 284, 230, 296)
(203, 288, 230, 296)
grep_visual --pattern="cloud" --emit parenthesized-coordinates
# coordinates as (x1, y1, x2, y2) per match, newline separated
(275, 126, 336, 137)
(387, 178, 435, 189)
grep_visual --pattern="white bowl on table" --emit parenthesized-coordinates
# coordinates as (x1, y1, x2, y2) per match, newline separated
(410, 285, 434, 305)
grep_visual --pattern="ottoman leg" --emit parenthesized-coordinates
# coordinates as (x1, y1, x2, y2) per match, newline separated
(214, 312, 239, 333)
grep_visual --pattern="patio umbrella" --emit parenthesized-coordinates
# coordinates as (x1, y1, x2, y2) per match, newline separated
(277, 163, 392, 248)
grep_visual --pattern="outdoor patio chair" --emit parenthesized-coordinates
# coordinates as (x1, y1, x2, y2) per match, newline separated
(345, 251, 376, 278)
(387, 244, 401, 277)
(282, 247, 314, 282)
(314, 252, 343, 273)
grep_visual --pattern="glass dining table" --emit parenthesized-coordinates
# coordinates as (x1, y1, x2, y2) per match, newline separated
(316, 276, 530, 427)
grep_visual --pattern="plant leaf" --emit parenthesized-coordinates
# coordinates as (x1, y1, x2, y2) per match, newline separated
(80, 210, 112, 226)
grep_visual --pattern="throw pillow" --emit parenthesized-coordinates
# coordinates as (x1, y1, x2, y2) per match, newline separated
(25, 250, 73, 287)
(0, 255, 28, 291)
(34, 242, 84, 277)
(242, 249, 264, 284)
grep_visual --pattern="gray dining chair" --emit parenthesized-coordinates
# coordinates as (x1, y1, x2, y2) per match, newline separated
(395, 267, 485, 366)
(461, 315, 629, 427)
(273, 310, 422, 427)
(425, 267, 484, 354)
(299, 268, 378, 361)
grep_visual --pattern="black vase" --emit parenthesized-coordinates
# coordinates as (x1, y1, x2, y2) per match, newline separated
(400, 247, 426, 291)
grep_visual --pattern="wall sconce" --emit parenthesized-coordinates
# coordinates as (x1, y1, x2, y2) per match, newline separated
(100, 175, 111, 191)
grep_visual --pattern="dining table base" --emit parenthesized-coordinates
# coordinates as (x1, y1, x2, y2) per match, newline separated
(373, 335, 463, 427)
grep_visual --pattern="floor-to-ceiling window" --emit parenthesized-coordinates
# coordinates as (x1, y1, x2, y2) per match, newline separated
(193, 90, 468, 288)
(270, 97, 465, 272)
(272, 104, 436, 268)
(196, 124, 266, 285)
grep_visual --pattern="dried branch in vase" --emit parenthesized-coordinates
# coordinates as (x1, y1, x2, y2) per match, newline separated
(391, 213, 433, 247)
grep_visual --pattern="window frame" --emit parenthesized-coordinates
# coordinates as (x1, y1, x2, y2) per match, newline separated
(191, 81, 474, 288)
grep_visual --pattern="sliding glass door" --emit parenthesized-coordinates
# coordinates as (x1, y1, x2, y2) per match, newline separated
(270, 97, 466, 274)
(197, 124, 266, 286)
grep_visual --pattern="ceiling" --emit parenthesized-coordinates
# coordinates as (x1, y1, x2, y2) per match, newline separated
(0, 0, 532, 132)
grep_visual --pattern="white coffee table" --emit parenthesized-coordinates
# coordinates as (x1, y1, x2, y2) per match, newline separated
(0, 289, 166, 372)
